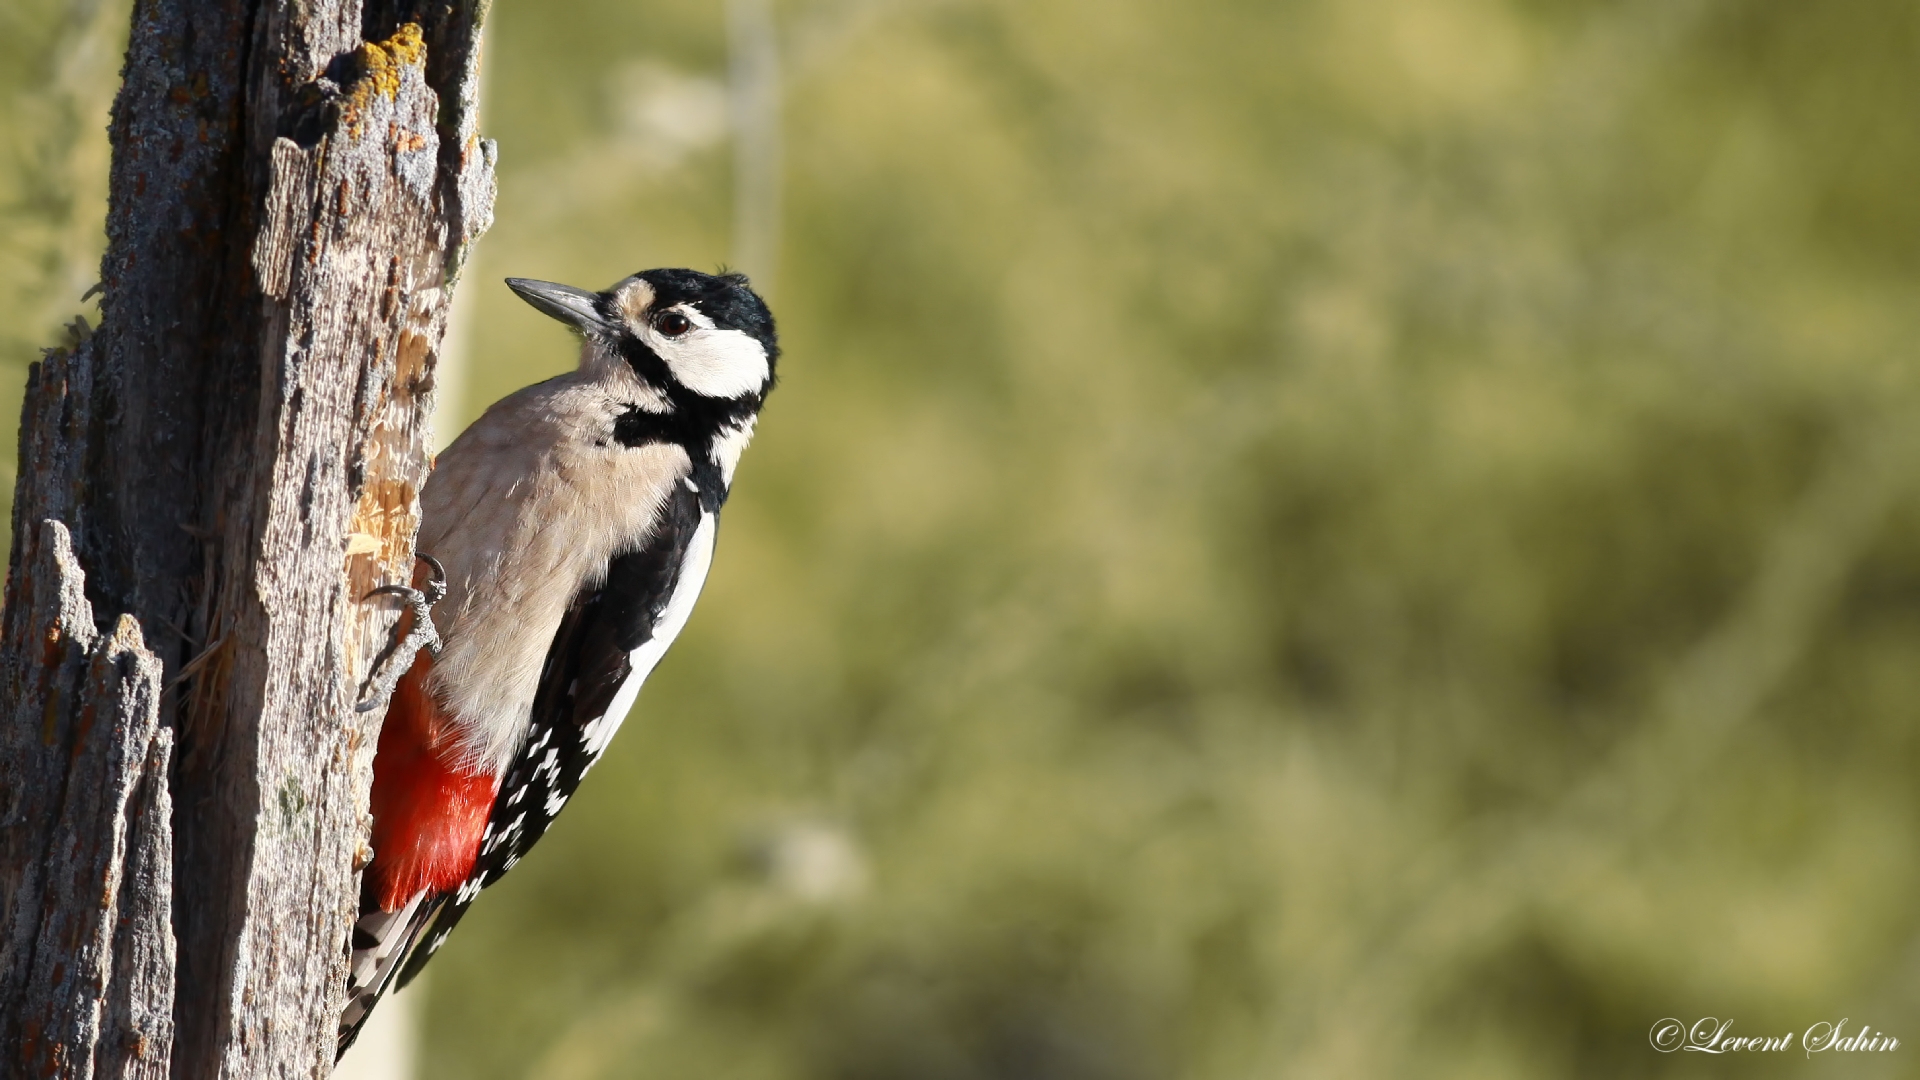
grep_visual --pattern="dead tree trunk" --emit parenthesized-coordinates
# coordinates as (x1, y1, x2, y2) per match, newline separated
(0, 1, 494, 1075)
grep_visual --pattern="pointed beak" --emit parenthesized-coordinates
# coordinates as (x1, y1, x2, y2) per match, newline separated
(506, 278, 608, 333)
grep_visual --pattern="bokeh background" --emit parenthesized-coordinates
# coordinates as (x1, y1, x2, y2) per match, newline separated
(8, 0, 1920, 1076)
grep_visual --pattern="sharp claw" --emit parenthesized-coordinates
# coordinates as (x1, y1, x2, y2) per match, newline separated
(418, 553, 448, 602)
(353, 552, 449, 712)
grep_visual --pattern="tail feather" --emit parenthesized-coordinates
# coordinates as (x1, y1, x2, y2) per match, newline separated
(338, 888, 442, 1058)
(340, 644, 489, 1057)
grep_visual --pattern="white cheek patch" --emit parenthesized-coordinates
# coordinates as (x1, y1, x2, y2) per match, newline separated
(650, 327, 769, 399)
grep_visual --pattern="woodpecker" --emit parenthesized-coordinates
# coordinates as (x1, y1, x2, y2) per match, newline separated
(338, 269, 777, 1051)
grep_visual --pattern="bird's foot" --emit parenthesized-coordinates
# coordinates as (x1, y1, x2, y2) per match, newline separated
(354, 553, 448, 713)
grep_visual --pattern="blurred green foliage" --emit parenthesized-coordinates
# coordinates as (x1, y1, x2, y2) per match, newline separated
(10, 1, 1920, 1077)
(0, 0, 119, 517)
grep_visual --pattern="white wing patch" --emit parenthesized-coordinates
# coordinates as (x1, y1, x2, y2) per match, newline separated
(579, 510, 718, 764)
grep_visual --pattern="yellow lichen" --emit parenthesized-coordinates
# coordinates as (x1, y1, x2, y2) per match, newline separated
(359, 23, 426, 101)
(388, 23, 426, 67)
(340, 23, 427, 136)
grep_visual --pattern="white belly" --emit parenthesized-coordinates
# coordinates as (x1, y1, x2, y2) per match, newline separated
(416, 375, 693, 775)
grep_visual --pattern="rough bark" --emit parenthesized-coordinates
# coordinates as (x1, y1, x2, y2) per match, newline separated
(0, 0, 495, 1075)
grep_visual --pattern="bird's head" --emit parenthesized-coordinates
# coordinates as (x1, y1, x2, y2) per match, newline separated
(507, 269, 778, 405)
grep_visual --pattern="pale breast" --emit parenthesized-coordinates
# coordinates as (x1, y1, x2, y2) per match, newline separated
(416, 372, 691, 774)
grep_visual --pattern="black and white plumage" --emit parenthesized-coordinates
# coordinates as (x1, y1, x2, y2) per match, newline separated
(338, 269, 777, 1053)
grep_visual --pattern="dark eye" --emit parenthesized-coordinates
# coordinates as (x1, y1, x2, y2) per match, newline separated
(653, 311, 692, 337)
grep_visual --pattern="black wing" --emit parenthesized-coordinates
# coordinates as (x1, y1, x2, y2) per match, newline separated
(393, 478, 710, 987)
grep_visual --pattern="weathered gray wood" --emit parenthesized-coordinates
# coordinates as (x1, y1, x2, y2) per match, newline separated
(100, 722, 177, 1080)
(0, 0, 495, 1075)
(0, 512, 109, 1053)
(0, 522, 172, 1079)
